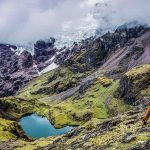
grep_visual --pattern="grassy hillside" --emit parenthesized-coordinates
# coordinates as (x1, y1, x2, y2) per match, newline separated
(18, 67, 90, 100)
(48, 76, 130, 128)
(117, 64, 150, 103)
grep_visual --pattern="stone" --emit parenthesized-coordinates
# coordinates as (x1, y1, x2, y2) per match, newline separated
(122, 132, 136, 143)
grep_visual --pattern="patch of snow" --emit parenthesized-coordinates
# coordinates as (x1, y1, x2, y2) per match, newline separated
(10, 47, 16, 52)
(33, 64, 40, 75)
(39, 63, 59, 75)
(45, 56, 56, 64)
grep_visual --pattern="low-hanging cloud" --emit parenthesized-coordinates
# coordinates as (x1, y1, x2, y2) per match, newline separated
(93, 0, 150, 33)
(0, 0, 150, 44)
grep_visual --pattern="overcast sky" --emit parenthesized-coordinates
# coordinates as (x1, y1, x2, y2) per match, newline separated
(0, 0, 149, 44)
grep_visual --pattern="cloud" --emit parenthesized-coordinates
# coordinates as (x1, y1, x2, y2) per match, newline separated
(93, 0, 150, 32)
(0, 0, 96, 44)
(0, 0, 149, 44)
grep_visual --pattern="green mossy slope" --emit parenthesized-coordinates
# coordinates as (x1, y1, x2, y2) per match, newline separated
(0, 118, 17, 141)
(19, 67, 89, 100)
(117, 64, 150, 104)
(0, 96, 50, 142)
(44, 109, 150, 150)
(48, 76, 130, 128)
(0, 97, 49, 119)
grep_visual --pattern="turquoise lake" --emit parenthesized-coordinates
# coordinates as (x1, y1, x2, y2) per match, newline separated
(19, 114, 74, 139)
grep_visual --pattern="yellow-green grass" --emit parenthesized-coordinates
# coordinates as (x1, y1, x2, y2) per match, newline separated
(15, 137, 58, 150)
(0, 97, 49, 119)
(88, 117, 149, 150)
(48, 77, 130, 128)
(18, 67, 89, 100)
(0, 118, 17, 141)
(125, 64, 150, 77)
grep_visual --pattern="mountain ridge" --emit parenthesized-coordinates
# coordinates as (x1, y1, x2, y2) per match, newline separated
(0, 23, 150, 150)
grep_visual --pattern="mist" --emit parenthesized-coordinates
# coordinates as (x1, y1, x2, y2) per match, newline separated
(93, 0, 150, 33)
(0, 0, 150, 44)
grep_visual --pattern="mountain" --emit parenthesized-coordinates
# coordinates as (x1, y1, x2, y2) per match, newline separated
(0, 24, 150, 150)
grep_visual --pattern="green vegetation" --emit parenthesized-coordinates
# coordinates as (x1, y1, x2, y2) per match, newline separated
(1, 64, 149, 149)
(117, 64, 150, 103)
(0, 118, 17, 141)
(36, 107, 149, 150)
(15, 137, 57, 150)
(89, 118, 149, 150)
(0, 97, 49, 119)
(141, 85, 150, 97)
(48, 76, 130, 128)
(0, 96, 50, 142)
(125, 64, 150, 77)
(19, 67, 89, 100)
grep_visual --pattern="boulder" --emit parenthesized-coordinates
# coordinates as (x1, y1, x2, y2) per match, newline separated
(18, 51, 33, 69)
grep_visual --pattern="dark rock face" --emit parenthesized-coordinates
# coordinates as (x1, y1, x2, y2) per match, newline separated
(18, 51, 33, 69)
(116, 65, 150, 104)
(34, 38, 56, 63)
(55, 48, 70, 65)
(33, 38, 58, 71)
(54, 42, 81, 66)
(64, 25, 150, 73)
(0, 45, 38, 97)
(0, 37, 59, 97)
(0, 37, 62, 97)
(122, 132, 136, 143)
(0, 44, 18, 74)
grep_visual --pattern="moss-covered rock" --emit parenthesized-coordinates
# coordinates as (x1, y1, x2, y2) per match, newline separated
(41, 109, 150, 150)
(0, 96, 50, 142)
(96, 76, 113, 87)
(116, 64, 150, 104)
(0, 118, 17, 141)
(19, 67, 89, 100)
(47, 76, 130, 128)
(0, 97, 49, 119)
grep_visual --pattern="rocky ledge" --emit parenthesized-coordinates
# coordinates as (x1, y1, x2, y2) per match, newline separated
(40, 107, 150, 150)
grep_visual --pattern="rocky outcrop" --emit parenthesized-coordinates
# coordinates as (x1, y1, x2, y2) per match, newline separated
(34, 38, 56, 63)
(0, 45, 38, 97)
(64, 25, 150, 73)
(40, 106, 150, 150)
(18, 51, 33, 69)
(101, 31, 150, 77)
(116, 65, 150, 104)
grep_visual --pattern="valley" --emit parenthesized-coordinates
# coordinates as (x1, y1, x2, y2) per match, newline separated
(0, 24, 150, 150)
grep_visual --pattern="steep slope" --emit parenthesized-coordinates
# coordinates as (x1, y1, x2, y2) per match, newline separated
(18, 67, 90, 100)
(101, 31, 150, 75)
(0, 25, 149, 98)
(64, 25, 149, 72)
(19, 25, 150, 99)
(117, 64, 150, 104)
(41, 108, 150, 150)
